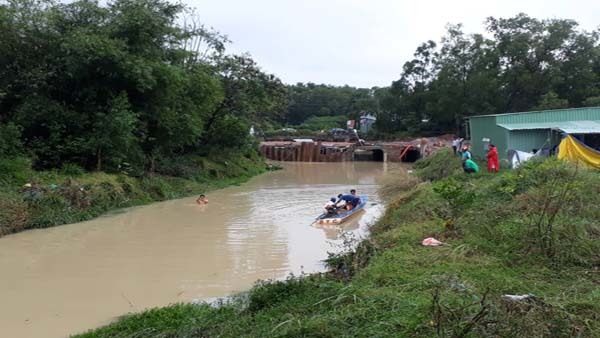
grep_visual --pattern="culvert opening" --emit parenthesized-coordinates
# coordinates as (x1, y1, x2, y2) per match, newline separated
(401, 149, 421, 162)
(353, 149, 385, 161)
(372, 149, 384, 161)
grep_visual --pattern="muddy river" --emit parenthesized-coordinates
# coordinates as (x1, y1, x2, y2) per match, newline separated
(0, 162, 397, 338)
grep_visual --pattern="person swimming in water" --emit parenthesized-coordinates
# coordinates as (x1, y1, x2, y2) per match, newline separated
(196, 194, 208, 205)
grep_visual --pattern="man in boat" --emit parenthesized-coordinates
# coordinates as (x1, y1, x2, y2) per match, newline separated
(323, 197, 338, 215)
(350, 189, 362, 204)
(337, 193, 360, 211)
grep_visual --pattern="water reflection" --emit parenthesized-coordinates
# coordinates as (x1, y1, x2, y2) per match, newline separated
(312, 212, 362, 240)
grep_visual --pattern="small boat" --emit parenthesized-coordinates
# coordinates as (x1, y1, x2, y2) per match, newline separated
(314, 195, 367, 225)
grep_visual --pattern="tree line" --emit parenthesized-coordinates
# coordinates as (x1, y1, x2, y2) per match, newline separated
(0, 0, 287, 172)
(374, 15, 600, 135)
(285, 83, 379, 125)
(283, 15, 600, 137)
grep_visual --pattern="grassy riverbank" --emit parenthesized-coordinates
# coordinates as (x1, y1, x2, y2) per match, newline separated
(0, 150, 269, 237)
(75, 150, 599, 338)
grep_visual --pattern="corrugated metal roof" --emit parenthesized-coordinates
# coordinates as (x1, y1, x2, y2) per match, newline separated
(468, 106, 600, 119)
(498, 120, 600, 134)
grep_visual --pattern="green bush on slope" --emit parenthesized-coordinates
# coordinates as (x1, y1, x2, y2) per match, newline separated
(414, 148, 463, 181)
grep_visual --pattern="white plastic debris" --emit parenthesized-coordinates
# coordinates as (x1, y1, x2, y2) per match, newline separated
(422, 237, 445, 246)
(501, 294, 535, 301)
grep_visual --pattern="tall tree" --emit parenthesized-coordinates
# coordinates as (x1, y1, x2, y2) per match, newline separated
(0, 0, 283, 171)
(379, 13, 600, 136)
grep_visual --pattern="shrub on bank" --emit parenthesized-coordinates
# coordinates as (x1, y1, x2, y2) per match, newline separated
(378, 167, 422, 199)
(413, 148, 463, 181)
(0, 157, 33, 187)
(472, 158, 600, 267)
(0, 193, 29, 236)
(60, 163, 86, 176)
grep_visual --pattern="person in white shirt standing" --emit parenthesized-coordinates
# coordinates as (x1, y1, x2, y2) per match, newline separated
(452, 136, 463, 155)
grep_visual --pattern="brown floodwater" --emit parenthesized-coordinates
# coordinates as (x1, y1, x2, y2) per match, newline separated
(0, 162, 397, 338)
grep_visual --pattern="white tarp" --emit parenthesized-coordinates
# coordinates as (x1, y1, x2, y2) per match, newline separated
(508, 149, 536, 168)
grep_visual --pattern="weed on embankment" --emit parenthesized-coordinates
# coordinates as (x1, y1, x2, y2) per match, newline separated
(75, 152, 600, 338)
(0, 152, 268, 237)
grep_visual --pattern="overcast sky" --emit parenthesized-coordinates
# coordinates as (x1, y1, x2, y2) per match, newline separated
(187, 0, 600, 88)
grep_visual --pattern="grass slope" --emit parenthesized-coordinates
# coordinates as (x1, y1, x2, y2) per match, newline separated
(76, 151, 599, 338)
(0, 151, 269, 237)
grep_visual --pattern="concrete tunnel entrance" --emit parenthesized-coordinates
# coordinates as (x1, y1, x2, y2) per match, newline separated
(372, 149, 384, 161)
(353, 149, 385, 161)
(401, 149, 421, 162)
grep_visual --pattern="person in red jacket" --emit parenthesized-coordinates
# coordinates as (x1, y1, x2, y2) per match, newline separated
(486, 144, 500, 172)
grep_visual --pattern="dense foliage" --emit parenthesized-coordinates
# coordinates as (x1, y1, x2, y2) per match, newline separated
(285, 83, 379, 125)
(0, 0, 287, 172)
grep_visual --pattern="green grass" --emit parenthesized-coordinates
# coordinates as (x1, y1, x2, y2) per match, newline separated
(0, 152, 268, 237)
(75, 155, 600, 338)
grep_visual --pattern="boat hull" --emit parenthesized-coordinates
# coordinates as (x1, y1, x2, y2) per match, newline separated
(314, 195, 367, 225)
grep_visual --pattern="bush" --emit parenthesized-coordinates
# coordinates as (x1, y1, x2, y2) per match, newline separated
(296, 115, 347, 131)
(140, 176, 176, 200)
(116, 175, 146, 199)
(204, 115, 251, 149)
(0, 157, 33, 186)
(378, 168, 421, 199)
(247, 279, 304, 313)
(57, 180, 92, 209)
(0, 194, 29, 235)
(432, 177, 476, 229)
(325, 237, 376, 281)
(414, 148, 462, 181)
(0, 122, 23, 157)
(430, 277, 579, 338)
(27, 193, 73, 228)
(512, 160, 600, 266)
(154, 155, 202, 179)
(365, 129, 413, 141)
(61, 163, 85, 176)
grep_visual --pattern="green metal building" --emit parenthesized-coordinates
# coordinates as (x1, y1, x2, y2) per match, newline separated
(467, 107, 600, 159)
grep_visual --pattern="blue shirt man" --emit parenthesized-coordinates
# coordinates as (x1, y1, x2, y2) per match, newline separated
(337, 194, 360, 209)
(461, 148, 472, 161)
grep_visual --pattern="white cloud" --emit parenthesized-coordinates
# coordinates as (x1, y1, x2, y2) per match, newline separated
(188, 0, 600, 87)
